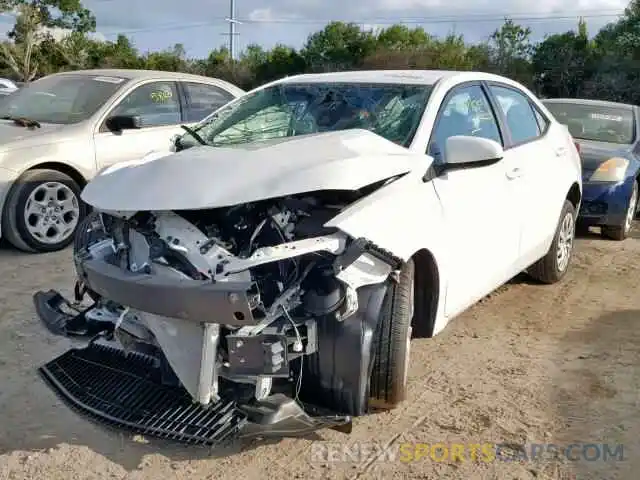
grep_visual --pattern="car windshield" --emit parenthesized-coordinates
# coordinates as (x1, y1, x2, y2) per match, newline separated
(544, 102, 635, 144)
(185, 82, 432, 148)
(0, 74, 126, 124)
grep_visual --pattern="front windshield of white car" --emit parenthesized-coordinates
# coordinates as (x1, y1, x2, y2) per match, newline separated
(0, 74, 126, 125)
(185, 82, 433, 148)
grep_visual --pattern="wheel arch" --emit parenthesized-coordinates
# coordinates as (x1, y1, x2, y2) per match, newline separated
(24, 161, 88, 190)
(566, 181, 581, 210)
(409, 248, 440, 338)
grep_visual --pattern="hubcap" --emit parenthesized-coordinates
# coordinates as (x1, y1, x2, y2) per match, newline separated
(625, 184, 638, 233)
(556, 211, 575, 272)
(24, 181, 80, 245)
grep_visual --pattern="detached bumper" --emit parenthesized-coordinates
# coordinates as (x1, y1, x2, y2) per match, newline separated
(578, 179, 633, 227)
(78, 258, 257, 326)
(38, 342, 352, 446)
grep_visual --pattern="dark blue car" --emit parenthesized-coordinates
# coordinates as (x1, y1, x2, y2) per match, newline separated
(543, 99, 640, 240)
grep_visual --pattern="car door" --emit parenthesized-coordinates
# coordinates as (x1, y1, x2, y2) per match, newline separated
(427, 83, 520, 318)
(93, 80, 185, 170)
(180, 81, 237, 123)
(485, 83, 559, 266)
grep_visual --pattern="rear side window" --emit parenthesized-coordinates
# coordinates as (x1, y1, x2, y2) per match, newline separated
(183, 82, 235, 122)
(489, 85, 541, 145)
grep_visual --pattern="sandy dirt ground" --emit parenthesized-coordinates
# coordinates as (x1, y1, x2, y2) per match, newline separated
(0, 227, 639, 480)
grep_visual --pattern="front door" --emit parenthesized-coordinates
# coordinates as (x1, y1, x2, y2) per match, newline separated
(93, 80, 185, 170)
(427, 83, 520, 318)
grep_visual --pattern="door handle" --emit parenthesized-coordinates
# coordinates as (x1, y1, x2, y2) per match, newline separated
(506, 166, 524, 179)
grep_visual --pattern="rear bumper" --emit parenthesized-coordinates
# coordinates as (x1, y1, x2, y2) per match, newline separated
(577, 179, 633, 227)
(78, 258, 258, 326)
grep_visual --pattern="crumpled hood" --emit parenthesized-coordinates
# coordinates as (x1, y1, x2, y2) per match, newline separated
(81, 129, 425, 211)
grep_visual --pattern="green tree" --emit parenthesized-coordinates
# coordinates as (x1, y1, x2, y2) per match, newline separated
(488, 18, 533, 85)
(302, 21, 377, 71)
(0, 0, 96, 40)
(532, 19, 594, 97)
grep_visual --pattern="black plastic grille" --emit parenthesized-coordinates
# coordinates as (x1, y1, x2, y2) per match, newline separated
(39, 343, 247, 446)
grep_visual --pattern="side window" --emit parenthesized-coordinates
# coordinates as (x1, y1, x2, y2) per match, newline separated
(109, 81, 180, 128)
(489, 85, 541, 144)
(533, 106, 549, 133)
(183, 82, 235, 122)
(429, 84, 501, 163)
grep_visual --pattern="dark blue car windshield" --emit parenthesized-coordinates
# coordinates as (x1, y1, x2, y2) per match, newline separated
(545, 102, 636, 145)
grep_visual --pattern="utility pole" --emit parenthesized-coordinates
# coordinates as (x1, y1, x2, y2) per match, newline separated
(224, 0, 242, 60)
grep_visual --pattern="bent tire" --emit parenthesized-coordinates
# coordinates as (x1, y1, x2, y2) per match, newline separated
(527, 199, 576, 284)
(602, 180, 638, 241)
(369, 258, 414, 410)
(2, 169, 85, 253)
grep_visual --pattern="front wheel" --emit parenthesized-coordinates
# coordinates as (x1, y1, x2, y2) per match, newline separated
(369, 259, 414, 410)
(2, 169, 86, 253)
(527, 199, 576, 284)
(602, 180, 638, 241)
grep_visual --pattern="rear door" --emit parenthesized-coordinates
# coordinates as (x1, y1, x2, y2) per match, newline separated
(93, 80, 185, 170)
(485, 83, 566, 265)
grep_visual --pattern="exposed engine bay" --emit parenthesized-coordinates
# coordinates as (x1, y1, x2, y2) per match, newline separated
(34, 185, 405, 443)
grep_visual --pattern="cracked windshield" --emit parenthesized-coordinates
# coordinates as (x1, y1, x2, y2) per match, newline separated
(182, 83, 432, 148)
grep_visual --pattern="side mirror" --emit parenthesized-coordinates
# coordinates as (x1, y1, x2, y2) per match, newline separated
(440, 135, 504, 173)
(105, 114, 142, 132)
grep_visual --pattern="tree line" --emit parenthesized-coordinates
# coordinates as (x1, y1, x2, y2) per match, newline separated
(1, 0, 640, 104)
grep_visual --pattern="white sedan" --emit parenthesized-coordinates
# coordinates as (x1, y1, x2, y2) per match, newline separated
(34, 70, 582, 443)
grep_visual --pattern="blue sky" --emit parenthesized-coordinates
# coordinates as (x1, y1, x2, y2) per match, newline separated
(0, 0, 632, 58)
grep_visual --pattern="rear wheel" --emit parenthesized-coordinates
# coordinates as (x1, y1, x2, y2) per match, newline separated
(528, 199, 576, 284)
(602, 180, 638, 241)
(2, 169, 85, 253)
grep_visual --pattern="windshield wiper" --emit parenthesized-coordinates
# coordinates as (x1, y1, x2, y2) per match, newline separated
(180, 125, 206, 145)
(1, 115, 41, 128)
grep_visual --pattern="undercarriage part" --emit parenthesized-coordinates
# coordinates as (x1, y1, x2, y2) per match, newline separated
(39, 343, 247, 446)
(38, 342, 352, 444)
(239, 394, 352, 438)
(34, 289, 114, 337)
(300, 282, 389, 416)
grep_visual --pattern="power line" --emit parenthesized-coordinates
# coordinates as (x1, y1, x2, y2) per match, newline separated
(99, 11, 625, 36)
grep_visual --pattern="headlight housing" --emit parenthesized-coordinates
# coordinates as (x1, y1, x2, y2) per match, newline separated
(589, 157, 630, 182)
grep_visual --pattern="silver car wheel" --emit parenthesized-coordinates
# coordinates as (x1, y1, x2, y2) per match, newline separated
(556, 210, 575, 273)
(24, 181, 80, 245)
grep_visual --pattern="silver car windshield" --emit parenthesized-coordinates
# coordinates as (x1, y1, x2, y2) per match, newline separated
(186, 82, 433, 149)
(0, 74, 126, 124)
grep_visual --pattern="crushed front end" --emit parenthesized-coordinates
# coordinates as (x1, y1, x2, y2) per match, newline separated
(34, 190, 401, 445)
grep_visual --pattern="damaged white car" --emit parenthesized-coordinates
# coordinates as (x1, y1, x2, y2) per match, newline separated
(34, 70, 582, 445)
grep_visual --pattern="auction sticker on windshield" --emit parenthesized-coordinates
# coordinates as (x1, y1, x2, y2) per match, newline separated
(590, 113, 623, 122)
(93, 76, 125, 84)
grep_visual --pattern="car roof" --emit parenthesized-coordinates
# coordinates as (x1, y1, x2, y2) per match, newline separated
(276, 70, 522, 86)
(47, 69, 244, 94)
(542, 98, 636, 110)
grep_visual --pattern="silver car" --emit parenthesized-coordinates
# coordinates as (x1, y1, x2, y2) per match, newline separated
(0, 69, 244, 253)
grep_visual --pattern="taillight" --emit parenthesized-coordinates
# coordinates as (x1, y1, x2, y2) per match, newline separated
(574, 141, 581, 153)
